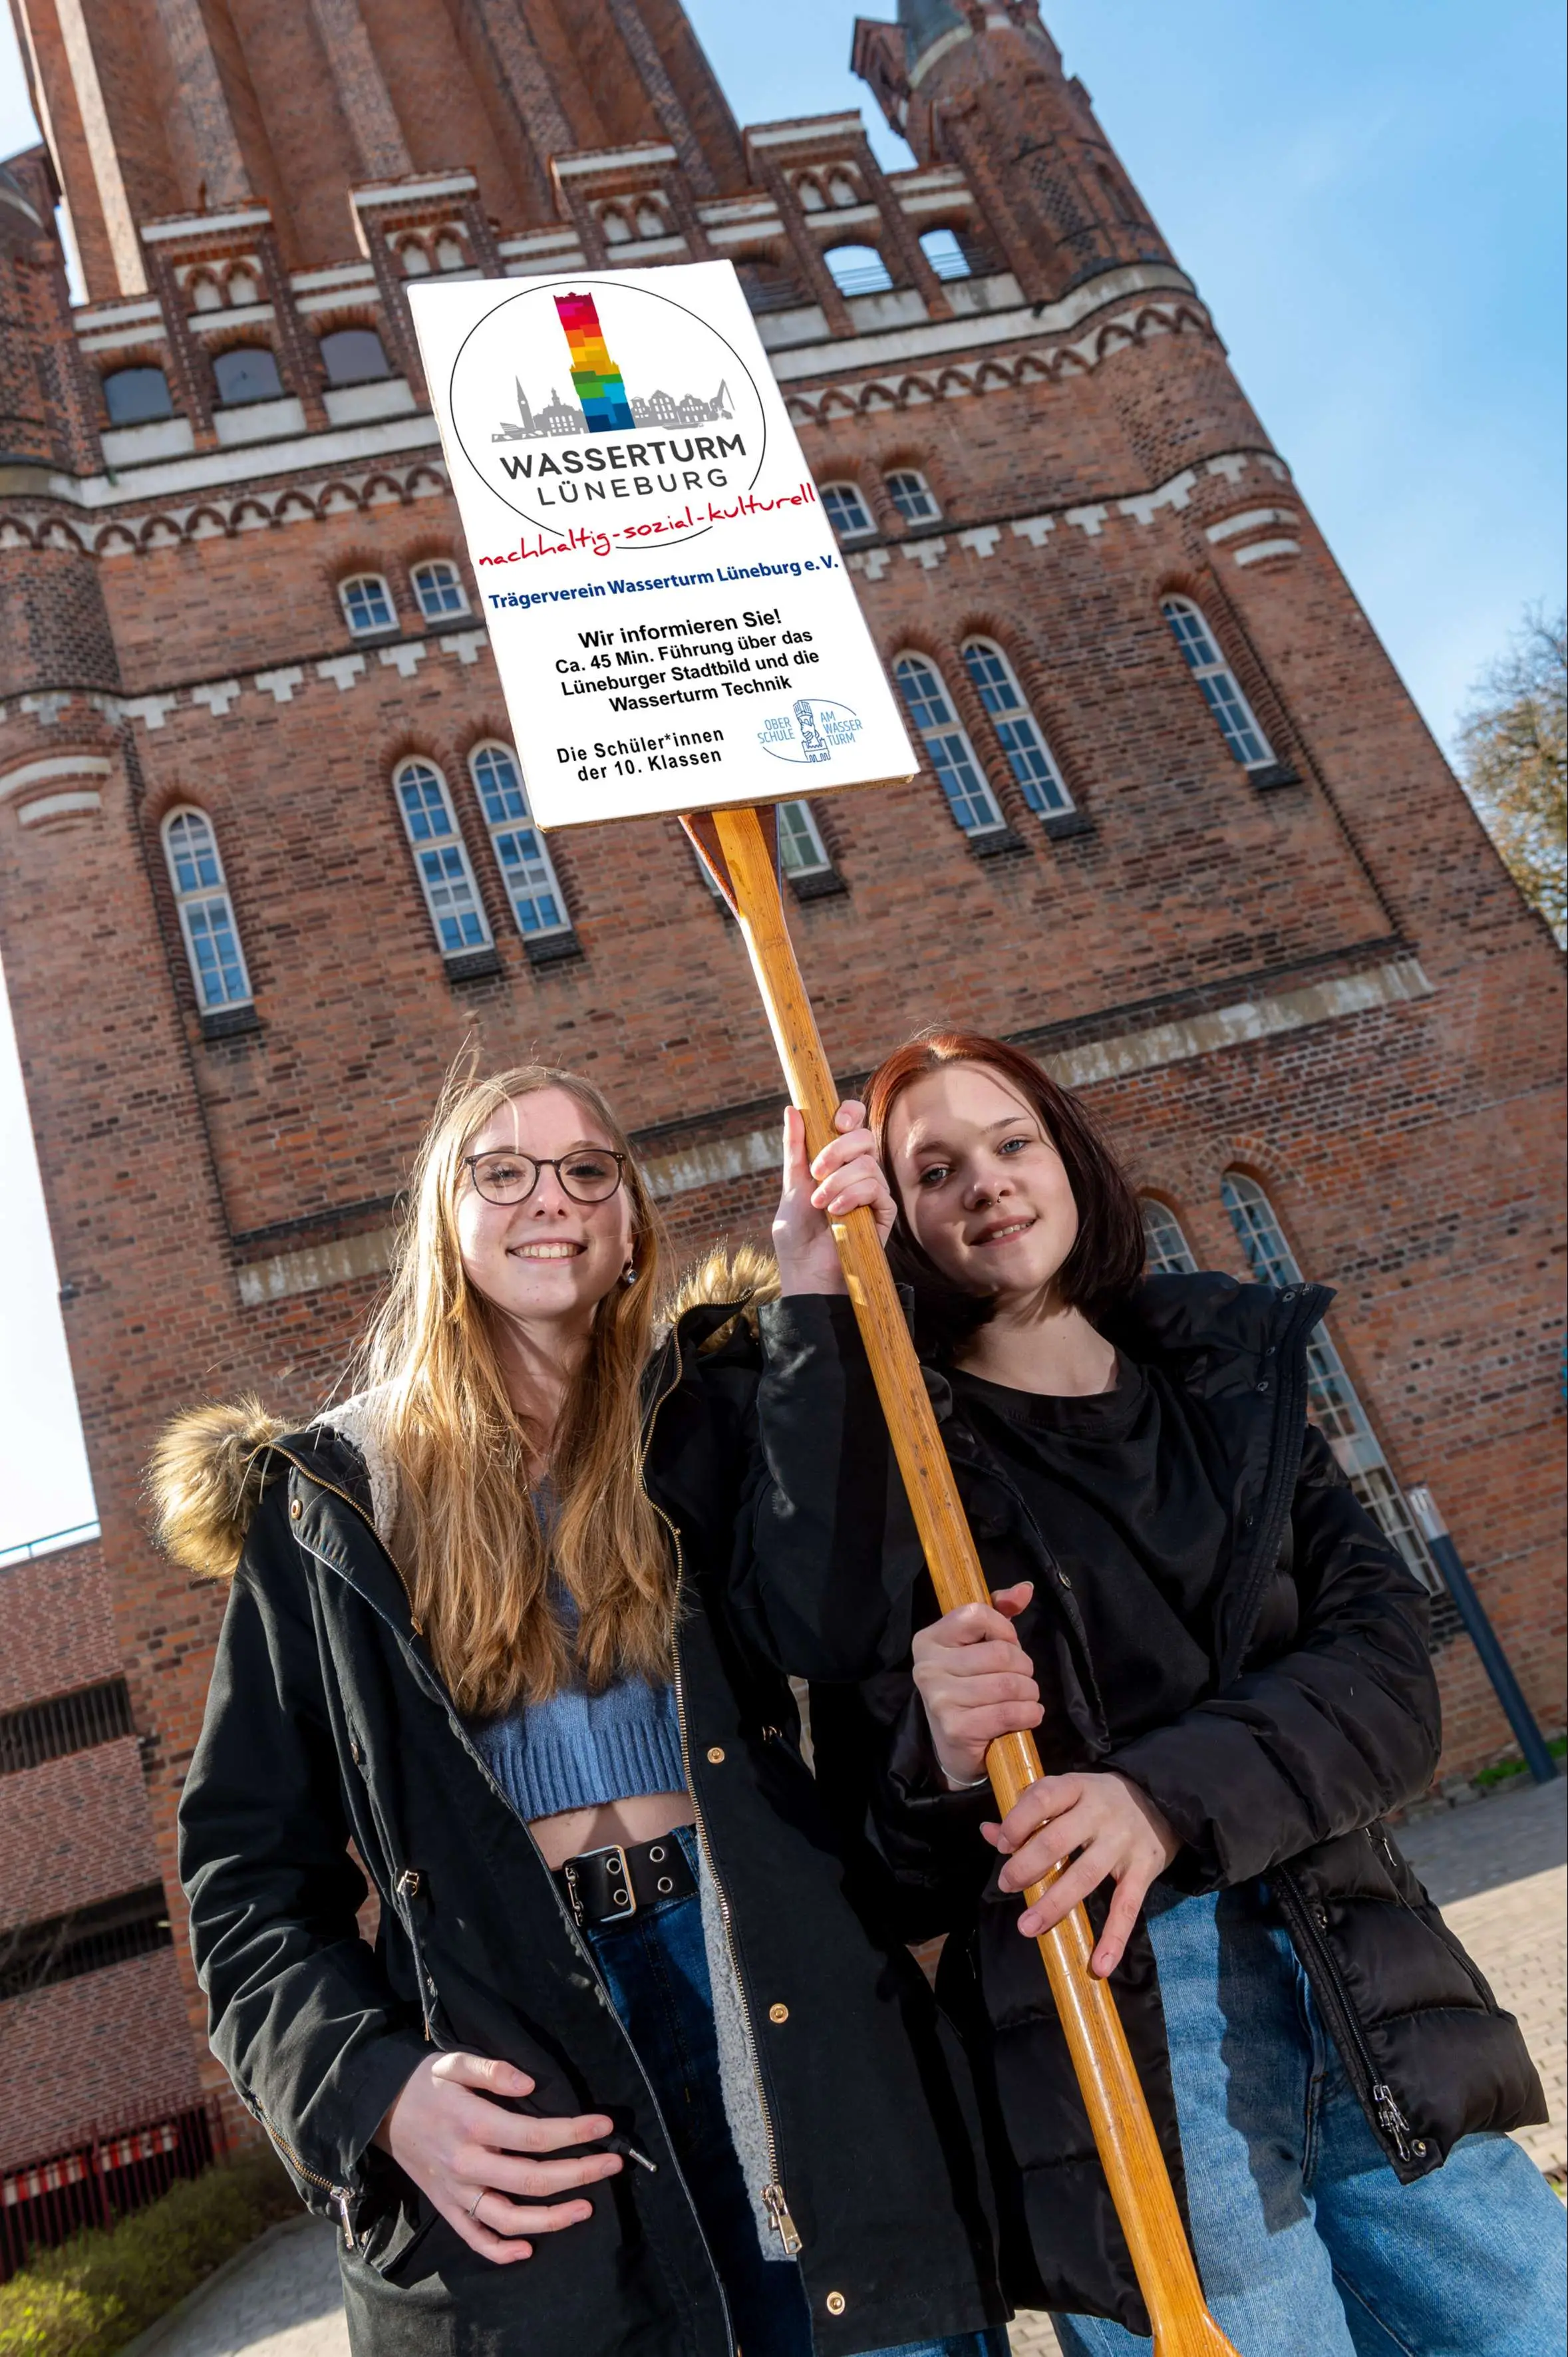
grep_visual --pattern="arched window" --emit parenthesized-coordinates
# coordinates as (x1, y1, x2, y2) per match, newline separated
(434, 235, 466, 271)
(320, 327, 390, 386)
(1141, 1199, 1197, 1274)
(226, 267, 259, 307)
(394, 760, 492, 956)
(411, 559, 469, 621)
(796, 175, 826, 213)
(1161, 597, 1275, 770)
(635, 202, 665, 240)
(188, 271, 223, 312)
(919, 227, 971, 281)
(468, 744, 569, 939)
(212, 346, 283, 406)
(885, 467, 940, 524)
(821, 482, 873, 540)
(601, 207, 633, 245)
(102, 367, 173, 425)
(1219, 1172, 1433, 1579)
(398, 238, 431, 276)
(778, 799, 830, 877)
(339, 573, 396, 635)
(824, 243, 893, 297)
(894, 654, 1003, 836)
(961, 639, 1073, 816)
(827, 172, 860, 208)
(162, 809, 251, 1011)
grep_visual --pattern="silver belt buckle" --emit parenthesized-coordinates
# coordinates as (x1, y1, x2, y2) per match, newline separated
(584, 1840, 637, 1921)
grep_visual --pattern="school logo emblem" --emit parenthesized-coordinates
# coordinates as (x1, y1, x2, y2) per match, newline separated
(757, 699, 865, 764)
(447, 277, 768, 548)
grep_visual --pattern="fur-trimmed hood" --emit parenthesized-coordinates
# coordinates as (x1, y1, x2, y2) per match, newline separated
(148, 1247, 782, 1583)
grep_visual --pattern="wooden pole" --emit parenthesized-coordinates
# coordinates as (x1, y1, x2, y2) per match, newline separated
(704, 803, 1237, 2357)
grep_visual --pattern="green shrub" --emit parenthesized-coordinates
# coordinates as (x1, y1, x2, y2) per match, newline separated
(0, 2148, 301, 2357)
(1475, 1734, 1568, 1790)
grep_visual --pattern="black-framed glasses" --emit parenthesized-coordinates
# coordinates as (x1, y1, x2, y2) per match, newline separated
(464, 1148, 626, 1206)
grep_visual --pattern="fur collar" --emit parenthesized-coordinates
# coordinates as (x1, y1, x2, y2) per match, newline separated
(148, 1247, 782, 1581)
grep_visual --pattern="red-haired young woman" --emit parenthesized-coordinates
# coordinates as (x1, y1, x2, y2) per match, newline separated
(837, 1029, 1562, 2357)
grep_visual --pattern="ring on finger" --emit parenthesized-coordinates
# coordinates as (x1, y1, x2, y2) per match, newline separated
(466, 2189, 485, 2221)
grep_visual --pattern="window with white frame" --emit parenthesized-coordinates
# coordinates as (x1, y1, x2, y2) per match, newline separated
(1219, 1172, 1434, 1581)
(961, 639, 1073, 816)
(885, 468, 940, 524)
(1161, 597, 1275, 770)
(778, 800, 830, 877)
(821, 482, 874, 540)
(1140, 1199, 1197, 1274)
(894, 655, 1004, 835)
(411, 559, 470, 621)
(468, 744, 569, 939)
(162, 809, 251, 1011)
(393, 760, 492, 957)
(340, 573, 396, 635)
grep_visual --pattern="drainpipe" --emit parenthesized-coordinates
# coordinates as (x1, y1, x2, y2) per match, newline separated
(1408, 1486, 1559, 1787)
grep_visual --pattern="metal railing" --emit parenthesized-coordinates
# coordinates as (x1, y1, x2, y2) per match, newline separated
(1, 2096, 224, 2281)
(0, 1677, 134, 1778)
(0, 1520, 101, 1571)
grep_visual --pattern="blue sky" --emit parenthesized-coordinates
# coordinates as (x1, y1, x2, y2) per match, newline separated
(0, 0, 1563, 1549)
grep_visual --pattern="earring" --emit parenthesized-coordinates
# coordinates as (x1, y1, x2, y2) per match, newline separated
(621, 1261, 639, 1286)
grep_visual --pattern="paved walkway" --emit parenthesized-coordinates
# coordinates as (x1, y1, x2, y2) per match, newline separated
(138, 1780, 1563, 2357)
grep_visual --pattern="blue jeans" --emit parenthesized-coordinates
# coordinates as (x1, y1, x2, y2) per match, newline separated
(1054, 1881, 1566, 2357)
(585, 1826, 1003, 2357)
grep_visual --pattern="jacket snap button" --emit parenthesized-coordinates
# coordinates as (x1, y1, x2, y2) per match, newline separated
(706, 1746, 725, 1765)
(1255, 1380, 1270, 1394)
(1314, 1906, 1329, 1930)
(1412, 2139, 1428, 2157)
(1057, 1570, 1072, 1589)
(289, 1499, 302, 1519)
(768, 2002, 789, 2024)
(825, 2292, 846, 2317)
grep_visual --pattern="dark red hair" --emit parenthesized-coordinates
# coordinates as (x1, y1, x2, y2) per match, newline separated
(866, 1029, 1144, 1355)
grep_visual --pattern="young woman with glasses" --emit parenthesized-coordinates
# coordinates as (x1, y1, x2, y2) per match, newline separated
(159, 1061, 1008, 2357)
(806, 1028, 1562, 2357)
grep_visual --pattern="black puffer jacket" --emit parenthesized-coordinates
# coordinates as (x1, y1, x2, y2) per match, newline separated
(169, 1269, 1005, 2357)
(812, 1273, 1545, 2334)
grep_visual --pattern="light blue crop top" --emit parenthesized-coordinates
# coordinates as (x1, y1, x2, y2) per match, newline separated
(465, 1572, 685, 1823)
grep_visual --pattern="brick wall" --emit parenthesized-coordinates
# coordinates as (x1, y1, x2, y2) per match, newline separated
(0, 0, 1561, 2139)
(0, 1955, 200, 2171)
(0, 1544, 118, 1714)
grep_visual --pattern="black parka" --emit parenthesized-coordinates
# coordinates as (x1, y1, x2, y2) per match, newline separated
(172, 1281, 1005, 2357)
(810, 1273, 1546, 2334)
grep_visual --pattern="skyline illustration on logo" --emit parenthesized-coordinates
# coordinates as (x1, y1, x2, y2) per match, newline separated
(493, 289, 736, 444)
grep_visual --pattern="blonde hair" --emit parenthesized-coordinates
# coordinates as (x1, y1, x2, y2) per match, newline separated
(353, 1059, 672, 1717)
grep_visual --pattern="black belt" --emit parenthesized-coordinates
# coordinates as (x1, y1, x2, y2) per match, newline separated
(555, 1832, 697, 1933)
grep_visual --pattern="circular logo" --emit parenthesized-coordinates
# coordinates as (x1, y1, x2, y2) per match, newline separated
(757, 698, 865, 765)
(448, 277, 768, 551)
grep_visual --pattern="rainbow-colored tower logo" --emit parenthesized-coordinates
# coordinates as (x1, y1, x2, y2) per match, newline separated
(554, 291, 635, 432)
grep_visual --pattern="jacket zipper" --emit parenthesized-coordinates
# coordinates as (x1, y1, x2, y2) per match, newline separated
(657, 1503, 802, 2259)
(253, 2101, 357, 2248)
(393, 1868, 437, 2043)
(272, 1440, 738, 2328)
(1273, 1866, 1421, 2165)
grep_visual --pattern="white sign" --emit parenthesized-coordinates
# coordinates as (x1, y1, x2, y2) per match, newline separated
(406, 263, 917, 829)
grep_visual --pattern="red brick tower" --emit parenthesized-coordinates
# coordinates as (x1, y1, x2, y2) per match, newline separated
(1, 0, 1561, 2183)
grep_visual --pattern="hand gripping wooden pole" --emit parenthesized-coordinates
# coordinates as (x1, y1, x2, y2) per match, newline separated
(700, 804, 1237, 2357)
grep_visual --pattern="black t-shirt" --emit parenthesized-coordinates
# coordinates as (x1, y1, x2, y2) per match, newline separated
(950, 1355, 1233, 1754)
